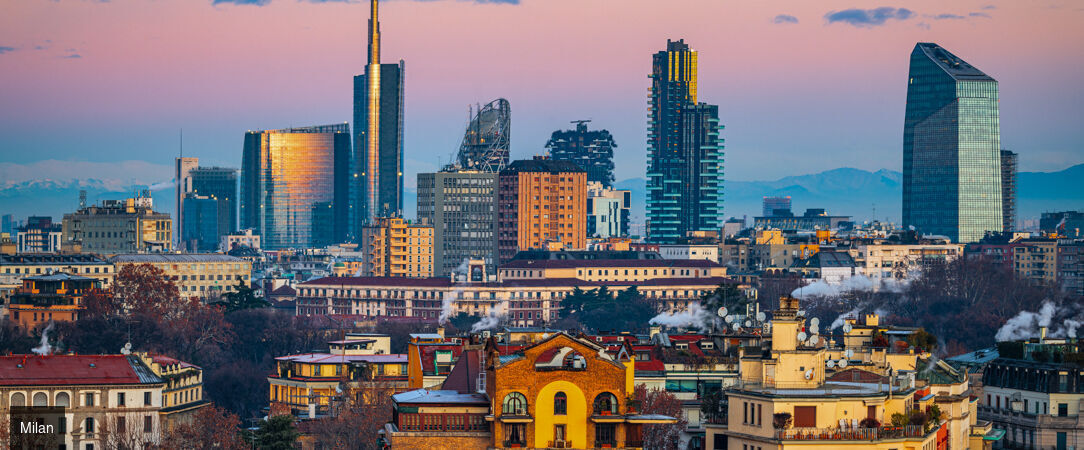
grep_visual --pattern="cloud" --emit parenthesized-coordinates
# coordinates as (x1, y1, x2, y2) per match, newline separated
(0, 46, 15, 54)
(969, 12, 991, 18)
(773, 14, 799, 24)
(824, 7, 914, 27)
(213, 0, 271, 4)
(917, 22, 931, 30)
(982, 4, 996, 10)
(930, 13, 965, 19)
(62, 53, 81, 59)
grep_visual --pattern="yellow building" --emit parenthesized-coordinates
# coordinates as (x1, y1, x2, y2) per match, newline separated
(719, 231, 820, 273)
(387, 333, 676, 449)
(0, 253, 115, 288)
(360, 217, 434, 278)
(705, 296, 999, 450)
(61, 192, 172, 254)
(136, 353, 208, 431)
(1012, 238, 1058, 285)
(111, 254, 252, 300)
(268, 335, 406, 418)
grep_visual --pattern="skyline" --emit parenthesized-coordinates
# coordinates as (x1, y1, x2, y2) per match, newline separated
(1, 0, 1082, 189)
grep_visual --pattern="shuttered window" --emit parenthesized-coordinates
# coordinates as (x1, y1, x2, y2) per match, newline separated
(793, 406, 816, 428)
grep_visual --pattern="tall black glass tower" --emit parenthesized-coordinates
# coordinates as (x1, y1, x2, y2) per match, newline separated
(903, 43, 1002, 243)
(354, 0, 404, 230)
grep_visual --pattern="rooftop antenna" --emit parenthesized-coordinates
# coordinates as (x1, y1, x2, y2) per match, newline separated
(179, 129, 183, 157)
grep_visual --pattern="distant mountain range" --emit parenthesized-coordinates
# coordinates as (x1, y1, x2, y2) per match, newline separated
(616, 164, 1084, 226)
(2, 163, 1082, 230)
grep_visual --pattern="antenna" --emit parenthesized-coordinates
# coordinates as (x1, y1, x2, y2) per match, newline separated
(179, 129, 183, 157)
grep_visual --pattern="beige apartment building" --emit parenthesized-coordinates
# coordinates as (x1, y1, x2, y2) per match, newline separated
(360, 217, 434, 278)
(62, 193, 172, 254)
(111, 254, 251, 300)
(849, 243, 965, 280)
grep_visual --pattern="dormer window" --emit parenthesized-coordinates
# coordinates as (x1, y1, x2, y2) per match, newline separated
(675, 343, 689, 350)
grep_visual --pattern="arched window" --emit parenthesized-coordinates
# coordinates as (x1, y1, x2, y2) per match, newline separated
(55, 392, 70, 407)
(502, 392, 528, 416)
(32, 392, 48, 407)
(593, 392, 618, 415)
(10, 393, 25, 407)
(554, 392, 567, 415)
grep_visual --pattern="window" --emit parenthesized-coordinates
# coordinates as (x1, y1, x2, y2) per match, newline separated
(554, 424, 566, 442)
(117, 416, 126, 432)
(1057, 403, 1068, 417)
(144, 392, 151, 406)
(85, 393, 95, 407)
(595, 423, 616, 446)
(593, 392, 618, 415)
(58, 417, 66, 433)
(117, 392, 125, 407)
(506, 423, 526, 445)
(143, 415, 152, 433)
(86, 417, 95, 433)
(502, 392, 528, 416)
(554, 392, 567, 415)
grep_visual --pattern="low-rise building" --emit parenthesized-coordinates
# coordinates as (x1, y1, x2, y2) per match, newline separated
(850, 242, 964, 281)
(0, 354, 167, 449)
(385, 332, 676, 449)
(754, 208, 852, 232)
(220, 229, 261, 252)
(7, 272, 98, 329)
(268, 335, 407, 418)
(587, 182, 631, 239)
(1057, 240, 1084, 296)
(134, 353, 208, 431)
(979, 337, 1083, 450)
(0, 253, 114, 288)
(111, 254, 251, 300)
(61, 192, 172, 254)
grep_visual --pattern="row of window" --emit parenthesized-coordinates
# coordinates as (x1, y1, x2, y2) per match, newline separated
(8, 391, 153, 408)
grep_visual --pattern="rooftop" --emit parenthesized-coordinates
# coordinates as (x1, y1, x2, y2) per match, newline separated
(274, 353, 406, 364)
(0, 355, 163, 386)
(915, 42, 995, 81)
(501, 158, 585, 174)
(112, 254, 245, 263)
(23, 272, 97, 282)
(392, 389, 489, 405)
(0, 254, 109, 265)
(500, 258, 721, 269)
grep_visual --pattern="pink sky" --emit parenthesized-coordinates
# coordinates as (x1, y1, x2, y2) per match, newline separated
(1, 0, 1082, 182)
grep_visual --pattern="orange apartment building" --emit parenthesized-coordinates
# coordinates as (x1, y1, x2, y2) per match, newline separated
(7, 272, 99, 329)
(498, 157, 587, 264)
(360, 217, 434, 278)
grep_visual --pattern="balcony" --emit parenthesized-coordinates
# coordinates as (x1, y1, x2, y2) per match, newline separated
(775, 425, 929, 441)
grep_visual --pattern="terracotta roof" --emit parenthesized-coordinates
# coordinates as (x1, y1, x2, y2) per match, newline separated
(500, 259, 721, 269)
(297, 276, 732, 289)
(148, 354, 200, 370)
(0, 355, 163, 386)
(274, 353, 406, 364)
(299, 277, 453, 287)
(270, 285, 297, 296)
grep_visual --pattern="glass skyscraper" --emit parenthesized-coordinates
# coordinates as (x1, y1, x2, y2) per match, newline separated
(646, 39, 724, 243)
(241, 124, 350, 250)
(903, 43, 1002, 243)
(546, 120, 616, 187)
(353, 0, 404, 228)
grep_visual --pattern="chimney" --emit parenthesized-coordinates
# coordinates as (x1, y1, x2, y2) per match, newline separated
(1039, 326, 1047, 343)
(649, 325, 661, 339)
(437, 326, 445, 340)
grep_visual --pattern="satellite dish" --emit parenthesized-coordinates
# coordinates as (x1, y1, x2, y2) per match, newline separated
(843, 324, 853, 333)
(826, 359, 836, 368)
(804, 369, 814, 380)
(717, 307, 728, 317)
(725, 315, 735, 323)
(810, 317, 820, 327)
(845, 349, 854, 359)
(839, 359, 849, 368)
(797, 310, 806, 317)
(797, 331, 808, 342)
(807, 337, 818, 347)
(744, 320, 753, 328)
(756, 312, 766, 322)
(810, 324, 820, 335)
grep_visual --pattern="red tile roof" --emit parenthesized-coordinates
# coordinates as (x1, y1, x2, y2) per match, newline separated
(0, 355, 159, 386)
(148, 354, 200, 370)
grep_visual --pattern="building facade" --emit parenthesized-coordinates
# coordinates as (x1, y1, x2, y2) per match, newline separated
(1040, 211, 1084, 239)
(135, 353, 209, 431)
(546, 120, 616, 187)
(903, 42, 1003, 243)
(587, 182, 631, 239)
(1000, 150, 1017, 232)
(174, 156, 198, 249)
(850, 243, 964, 281)
(417, 170, 498, 278)
(241, 124, 351, 250)
(762, 196, 792, 217)
(190, 167, 238, 242)
(647, 39, 725, 243)
(360, 217, 434, 278)
(0, 254, 114, 288)
(354, 0, 405, 226)
(0, 354, 166, 450)
(61, 192, 172, 254)
(16, 216, 62, 253)
(111, 254, 252, 300)
(7, 272, 98, 329)
(181, 194, 219, 252)
(754, 208, 852, 232)
(497, 157, 587, 264)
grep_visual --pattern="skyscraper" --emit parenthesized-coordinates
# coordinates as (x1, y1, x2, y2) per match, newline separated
(174, 157, 198, 247)
(354, 0, 405, 228)
(417, 170, 498, 277)
(456, 98, 510, 172)
(646, 39, 725, 243)
(903, 43, 1002, 243)
(241, 124, 351, 250)
(1001, 150, 1017, 232)
(190, 166, 238, 241)
(545, 120, 616, 187)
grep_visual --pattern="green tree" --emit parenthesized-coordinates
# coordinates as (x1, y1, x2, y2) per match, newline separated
(212, 281, 270, 313)
(252, 415, 299, 450)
